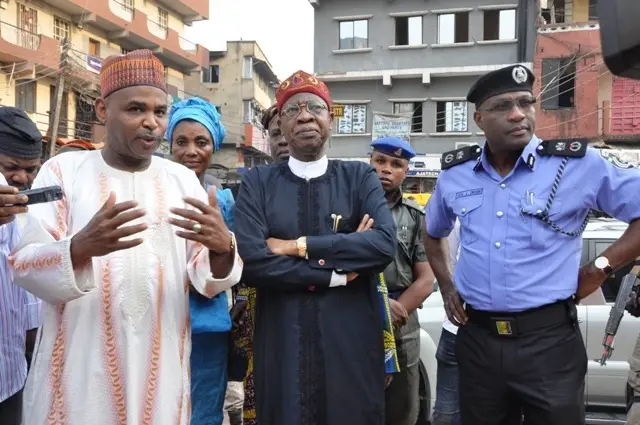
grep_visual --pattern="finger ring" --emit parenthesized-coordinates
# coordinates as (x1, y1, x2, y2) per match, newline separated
(192, 223, 202, 233)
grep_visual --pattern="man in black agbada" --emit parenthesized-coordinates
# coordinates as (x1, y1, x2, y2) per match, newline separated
(235, 70, 396, 425)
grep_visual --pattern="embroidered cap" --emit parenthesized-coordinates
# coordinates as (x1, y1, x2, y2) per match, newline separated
(467, 65, 534, 106)
(276, 70, 332, 110)
(371, 136, 416, 160)
(100, 49, 167, 98)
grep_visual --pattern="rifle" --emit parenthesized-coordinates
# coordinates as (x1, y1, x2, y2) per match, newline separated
(597, 264, 640, 366)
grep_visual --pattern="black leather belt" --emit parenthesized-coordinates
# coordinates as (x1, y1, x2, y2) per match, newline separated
(466, 299, 574, 337)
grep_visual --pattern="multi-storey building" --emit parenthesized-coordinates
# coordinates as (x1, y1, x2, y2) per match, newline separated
(184, 40, 279, 174)
(310, 0, 537, 160)
(535, 0, 640, 149)
(0, 0, 208, 142)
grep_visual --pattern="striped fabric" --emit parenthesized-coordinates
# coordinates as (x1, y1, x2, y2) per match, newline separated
(0, 175, 41, 402)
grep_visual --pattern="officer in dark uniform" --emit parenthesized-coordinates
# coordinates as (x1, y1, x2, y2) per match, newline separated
(369, 137, 435, 425)
(425, 64, 640, 425)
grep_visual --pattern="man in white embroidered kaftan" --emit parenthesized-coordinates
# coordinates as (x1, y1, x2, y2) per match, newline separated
(8, 49, 243, 425)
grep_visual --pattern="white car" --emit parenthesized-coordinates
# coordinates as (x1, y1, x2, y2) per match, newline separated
(415, 218, 635, 424)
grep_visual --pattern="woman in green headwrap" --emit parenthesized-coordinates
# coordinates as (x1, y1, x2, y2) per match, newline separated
(167, 97, 234, 425)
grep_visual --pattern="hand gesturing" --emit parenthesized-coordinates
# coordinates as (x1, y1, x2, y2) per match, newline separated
(169, 187, 232, 255)
(70, 192, 147, 267)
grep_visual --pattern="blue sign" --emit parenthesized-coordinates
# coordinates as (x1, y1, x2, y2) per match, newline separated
(87, 56, 102, 73)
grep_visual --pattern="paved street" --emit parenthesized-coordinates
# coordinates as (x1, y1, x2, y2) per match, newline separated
(222, 412, 627, 424)
(222, 411, 627, 425)
(586, 412, 626, 425)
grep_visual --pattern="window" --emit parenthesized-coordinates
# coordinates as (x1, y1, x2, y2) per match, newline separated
(74, 92, 98, 141)
(202, 65, 220, 83)
(589, 0, 598, 20)
(243, 56, 253, 79)
(337, 104, 367, 134)
(437, 12, 469, 44)
(435, 101, 468, 133)
(483, 9, 516, 41)
(393, 102, 423, 133)
(339, 20, 368, 50)
(158, 7, 168, 30)
(15, 81, 36, 113)
(243, 100, 253, 123)
(17, 4, 38, 49)
(122, 0, 133, 12)
(89, 39, 100, 57)
(395, 16, 422, 46)
(541, 0, 567, 24)
(541, 58, 576, 109)
(53, 16, 70, 42)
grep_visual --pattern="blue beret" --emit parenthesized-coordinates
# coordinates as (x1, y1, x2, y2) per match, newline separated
(467, 65, 534, 106)
(371, 137, 416, 160)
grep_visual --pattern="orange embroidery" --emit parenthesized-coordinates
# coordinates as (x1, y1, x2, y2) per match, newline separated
(11, 254, 62, 273)
(47, 161, 68, 239)
(175, 307, 190, 424)
(97, 175, 128, 425)
(191, 244, 205, 268)
(47, 305, 67, 425)
(141, 175, 167, 424)
(100, 261, 128, 425)
(141, 265, 164, 425)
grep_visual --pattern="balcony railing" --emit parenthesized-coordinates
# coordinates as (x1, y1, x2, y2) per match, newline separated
(147, 19, 168, 40)
(109, 0, 133, 22)
(178, 35, 196, 52)
(0, 21, 40, 50)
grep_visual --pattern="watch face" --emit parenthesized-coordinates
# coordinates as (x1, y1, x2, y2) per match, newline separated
(595, 256, 609, 269)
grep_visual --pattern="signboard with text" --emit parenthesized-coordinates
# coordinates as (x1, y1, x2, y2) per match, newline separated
(87, 56, 102, 74)
(407, 170, 440, 178)
(332, 104, 344, 118)
(371, 112, 411, 142)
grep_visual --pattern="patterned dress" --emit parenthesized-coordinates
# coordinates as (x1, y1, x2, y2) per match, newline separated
(233, 270, 399, 424)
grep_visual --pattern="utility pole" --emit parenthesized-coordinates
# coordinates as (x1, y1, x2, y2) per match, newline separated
(46, 37, 69, 160)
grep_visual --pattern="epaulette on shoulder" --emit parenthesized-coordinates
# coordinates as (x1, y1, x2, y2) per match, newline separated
(401, 197, 425, 214)
(536, 139, 588, 158)
(440, 145, 482, 170)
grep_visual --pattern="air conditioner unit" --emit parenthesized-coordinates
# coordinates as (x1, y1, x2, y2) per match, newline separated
(14, 64, 36, 80)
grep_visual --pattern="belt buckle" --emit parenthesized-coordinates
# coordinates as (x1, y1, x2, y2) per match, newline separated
(492, 317, 517, 337)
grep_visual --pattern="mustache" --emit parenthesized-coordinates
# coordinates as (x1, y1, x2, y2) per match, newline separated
(135, 132, 162, 142)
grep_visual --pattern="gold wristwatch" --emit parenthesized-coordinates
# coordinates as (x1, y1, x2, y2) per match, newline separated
(296, 237, 308, 258)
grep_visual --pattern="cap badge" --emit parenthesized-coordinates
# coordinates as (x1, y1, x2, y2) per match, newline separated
(394, 148, 403, 156)
(512, 66, 528, 84)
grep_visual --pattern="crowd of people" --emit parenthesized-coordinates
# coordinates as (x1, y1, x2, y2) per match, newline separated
(2, 48, 640, 425)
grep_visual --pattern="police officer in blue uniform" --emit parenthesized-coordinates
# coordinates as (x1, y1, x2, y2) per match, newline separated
(424, 64, 640, 425)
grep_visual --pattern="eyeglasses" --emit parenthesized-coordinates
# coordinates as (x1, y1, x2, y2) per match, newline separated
(281, 100, 328, 118)
(479, 97, 537, 114)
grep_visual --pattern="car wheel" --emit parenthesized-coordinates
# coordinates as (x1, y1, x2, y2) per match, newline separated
(416, 360, 431, 425)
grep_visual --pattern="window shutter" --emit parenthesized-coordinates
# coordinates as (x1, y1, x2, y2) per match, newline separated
(541, 58, 560, 109)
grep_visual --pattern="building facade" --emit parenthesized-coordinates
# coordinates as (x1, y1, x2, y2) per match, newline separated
(535, 0, 640, 147)
(184, 40, 279, 173)
(310, 0, 537, 159)
(0, 0, 208, 143)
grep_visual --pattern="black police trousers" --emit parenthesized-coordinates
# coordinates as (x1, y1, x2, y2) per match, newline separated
(456, 303, 587, 425)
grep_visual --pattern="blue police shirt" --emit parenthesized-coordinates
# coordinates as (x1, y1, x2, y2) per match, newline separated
(426, 136, 640, 312)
